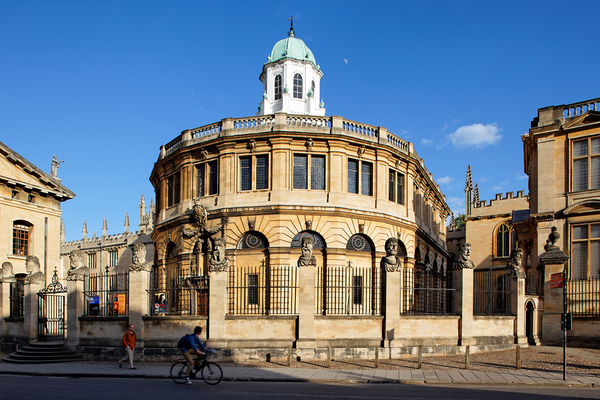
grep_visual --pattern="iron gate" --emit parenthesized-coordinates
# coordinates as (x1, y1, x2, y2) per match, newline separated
(37, 268, 67, 341)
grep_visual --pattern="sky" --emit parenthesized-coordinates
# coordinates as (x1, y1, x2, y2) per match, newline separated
(2, 1, 599, 242)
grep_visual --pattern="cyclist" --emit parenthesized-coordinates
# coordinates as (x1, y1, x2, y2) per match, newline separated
(180, 326, 207, 384)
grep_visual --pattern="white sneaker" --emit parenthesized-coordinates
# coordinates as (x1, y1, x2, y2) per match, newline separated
(185, 377, 192, 385)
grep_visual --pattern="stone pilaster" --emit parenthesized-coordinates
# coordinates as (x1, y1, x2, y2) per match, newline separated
(206, 270, 227, 348)
(65, 280, 84, 348)
(23, 283, 43, 343)
(296, 264, 316, 348)
(0, 282, 9, 337)
(128, 270, 150, 346)
(453, 267, 475, 346)
(511, 277, 527, 344)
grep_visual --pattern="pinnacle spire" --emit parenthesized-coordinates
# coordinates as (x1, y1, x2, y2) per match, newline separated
(82, 220, 88, 240)
(465, 165, 473, 192)
(102, 217, 108, 237)
(124, 212, 130, 233)
(474, 183, 480, 203)
(288, 15, 295, 37)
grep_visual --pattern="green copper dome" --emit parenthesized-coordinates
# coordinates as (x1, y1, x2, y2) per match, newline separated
(266, 29, 317, 67)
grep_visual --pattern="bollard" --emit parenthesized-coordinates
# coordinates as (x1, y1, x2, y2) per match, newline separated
(418, 345, 422, 369)
(465, 346, 470, 370)
(516, 345, 521, 370)
(287, 345, 291, 367)
(327, 346, 331, 369)
(375, 347, 379, 368)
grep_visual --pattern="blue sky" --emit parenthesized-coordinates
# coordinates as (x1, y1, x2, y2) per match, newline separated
(2, 1, 599, 242)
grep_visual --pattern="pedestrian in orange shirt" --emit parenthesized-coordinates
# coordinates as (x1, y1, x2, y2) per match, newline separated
(118, 324, 137, 369)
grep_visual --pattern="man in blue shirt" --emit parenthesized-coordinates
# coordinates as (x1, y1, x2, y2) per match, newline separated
(181, 326, 207, 384)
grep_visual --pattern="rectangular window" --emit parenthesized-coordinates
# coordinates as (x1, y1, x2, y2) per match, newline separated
(88, 253, 97, 270)
(256, 155, 269, 190)
(248, 274, 259, 305)
(167, 173, 180, 207)
(573, 137, 600, 192)
(311, 155, 325, 190)
(274, 75, 282, 101)
(240, 155, 269, 192)
(197, 161, 218, 197)
(352, 276, 363, 305)
(572, 223, 600, 280)
(361, 161, 372, 196)
(389, 169, 404, 204)
(108, 250, 118, 268)
(348, 159, 358, 194)
(293, 155, 308, 189)
(13, 224, 29, 256)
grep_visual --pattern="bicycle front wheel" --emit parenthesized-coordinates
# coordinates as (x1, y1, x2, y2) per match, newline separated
(200, 362, 223, 385)
(170, 361, 189, 384)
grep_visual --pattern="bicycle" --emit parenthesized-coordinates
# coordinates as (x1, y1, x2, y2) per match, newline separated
(170, 353, 223, 385)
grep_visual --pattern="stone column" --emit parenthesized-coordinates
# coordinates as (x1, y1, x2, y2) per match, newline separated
(453, 267, 475, 346)
(65, 280, 84, 348)
(539, 227, 569, 345)
(128, 270, 150, 347)
(296, 264, 316, 348)
(23, 282, 43, 343)
(206, 269, 227, 348)
(511, 277, 527, 344)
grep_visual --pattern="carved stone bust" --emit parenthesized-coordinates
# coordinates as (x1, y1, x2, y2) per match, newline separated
(209, 237, 229, 272)
(507, 248, 526, 279)
(67, 249, 89, 281)
(381, 238, 401, 272)
(455, 243, 475, 269)
(1, 262, 16, 283)
(25, 255, 45, 285)
(298, 236, 317, 267)
(130, 243, 151, 272)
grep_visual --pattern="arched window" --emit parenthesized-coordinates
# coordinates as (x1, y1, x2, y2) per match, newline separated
(274, 75, 282, 100)
(346, 234, 373, 252)
(237, 232, 269, 249)
(495, 222, 516, 258)
(293, 73, 303, 99)
(13, 221, 32, 256)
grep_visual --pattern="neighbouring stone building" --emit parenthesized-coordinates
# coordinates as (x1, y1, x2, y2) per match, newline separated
(0, 141, 74, 346)
(460, 97, 600, 348)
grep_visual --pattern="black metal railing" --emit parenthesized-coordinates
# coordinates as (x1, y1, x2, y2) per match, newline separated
(568, 277, 600, 317)
(402, 267, 455, 315)
(83, 271, 129, 317)
(228, 265, 298, 315)
(9, 275, 25, 319)
(315, 265, 382, 315)
(473, 269, 512, 316)
(150, 268, 208, 316)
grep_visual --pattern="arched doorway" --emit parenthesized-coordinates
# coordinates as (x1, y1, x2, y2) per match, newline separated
(526, 300, 535, 345)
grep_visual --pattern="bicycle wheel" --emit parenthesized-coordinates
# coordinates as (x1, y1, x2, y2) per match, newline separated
(200, 362, 223, 385)
(170, 361, 189, 384)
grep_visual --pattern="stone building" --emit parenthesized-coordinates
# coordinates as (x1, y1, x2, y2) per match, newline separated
(462, 97, 600, 347)
(0, 141, 74, 344)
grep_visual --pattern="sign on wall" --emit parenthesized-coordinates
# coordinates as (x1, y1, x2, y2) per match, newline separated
(551, 273, 564, 288)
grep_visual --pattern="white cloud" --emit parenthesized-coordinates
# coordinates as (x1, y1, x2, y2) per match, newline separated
(436, 176, 453, 185)
(343, 59, 348, 64)
(421, 138, 434, 146)
(446, 197, 465, 215)
(447, 123, 502, 148)
(516, 175, 528, 180)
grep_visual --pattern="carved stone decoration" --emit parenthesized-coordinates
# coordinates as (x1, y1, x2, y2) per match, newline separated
(357, 145, 365, 157)
(454, 243, 475, 269)
(67, 249, 89, 281)
(0, 262, 16, 283)
(305, 138, 313, 151)
(507, 248, 526, 279)
(297, 236, 317, 267)
(25, 255, 45, 285)
(358, 223, 365, 234)
(248, 220, 255, 231)
(208, 237, 229, 272)
(381, 238, 401, 272)
(200, 149, 208, 159)
(247, 140, 256, 151)
(305, 220, 312, 230)
(182, 198, 223, 240)
(130, 243, 152, 272)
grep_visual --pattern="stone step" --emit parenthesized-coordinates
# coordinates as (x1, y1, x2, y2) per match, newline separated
(2, 341, 85, 364)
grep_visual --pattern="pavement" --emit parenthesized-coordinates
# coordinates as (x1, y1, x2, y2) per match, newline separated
(0, 346, 599, 387)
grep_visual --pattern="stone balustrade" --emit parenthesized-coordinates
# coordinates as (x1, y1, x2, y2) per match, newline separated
(562, 97, 600, 119)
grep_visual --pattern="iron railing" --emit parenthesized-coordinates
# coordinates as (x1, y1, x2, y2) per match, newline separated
(228, 265, 298, 315)
(150, 268, 208, 316)
(83, 271, 129, 317)
(568, 277, 600, 317)
(315, 265, 382, 315)
(402, 267, 455, 315)
(473, 269, 512, 316)
(9, 275, 25, 319)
